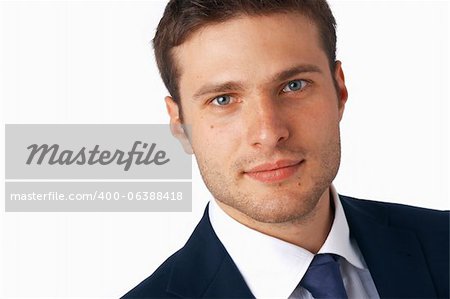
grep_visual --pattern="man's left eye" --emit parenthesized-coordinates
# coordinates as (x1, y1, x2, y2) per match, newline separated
(282, 80, 308, 92)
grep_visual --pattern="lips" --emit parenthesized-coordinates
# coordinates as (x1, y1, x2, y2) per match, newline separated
(244, 159, 303, 183)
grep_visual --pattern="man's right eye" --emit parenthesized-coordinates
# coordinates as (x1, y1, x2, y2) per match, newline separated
(211, 95, 232, 106)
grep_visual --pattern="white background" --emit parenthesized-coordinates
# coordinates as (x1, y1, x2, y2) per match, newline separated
(0, 0, 448, 298)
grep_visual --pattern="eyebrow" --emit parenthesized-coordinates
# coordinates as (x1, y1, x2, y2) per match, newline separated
(192, 64, 323, 100)
(275, 64, 322, 82)
(193, 81, 245, 100)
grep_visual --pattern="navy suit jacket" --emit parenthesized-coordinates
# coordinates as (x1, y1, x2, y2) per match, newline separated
(122, 195, 449, 298)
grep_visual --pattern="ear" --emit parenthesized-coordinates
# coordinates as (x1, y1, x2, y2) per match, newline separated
(334, 61, 348, 121)
(165, 96, 193, 155)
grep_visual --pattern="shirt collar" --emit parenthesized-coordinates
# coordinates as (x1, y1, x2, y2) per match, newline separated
(318, 184, 365, 269)
(208, 184, 366, 298)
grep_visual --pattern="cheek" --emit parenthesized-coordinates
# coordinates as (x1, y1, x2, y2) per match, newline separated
(298, 101, 341, 147)
(190, 121, 241, 163)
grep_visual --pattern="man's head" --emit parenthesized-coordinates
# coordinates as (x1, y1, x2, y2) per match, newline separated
(154, 0, 348, 224)
(153, 0, 338, 108)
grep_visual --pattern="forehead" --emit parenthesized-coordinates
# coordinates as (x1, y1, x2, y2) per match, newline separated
(173, 13, 328, 97)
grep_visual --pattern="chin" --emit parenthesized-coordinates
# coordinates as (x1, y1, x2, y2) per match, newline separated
(227, 190, 322, 224)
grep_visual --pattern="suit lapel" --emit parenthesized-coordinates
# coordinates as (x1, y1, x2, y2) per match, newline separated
(341, 196, 437, 298)
(166, 205, 254, 298)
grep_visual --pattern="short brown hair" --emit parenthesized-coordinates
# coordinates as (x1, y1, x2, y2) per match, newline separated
(153, 0, 337, 103)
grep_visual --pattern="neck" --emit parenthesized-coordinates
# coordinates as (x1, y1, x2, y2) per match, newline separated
(216, 188, 334, 253)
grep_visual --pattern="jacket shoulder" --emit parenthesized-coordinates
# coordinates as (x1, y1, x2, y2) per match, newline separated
(340, 195, 449, 297)
(340, 195, 449, 231)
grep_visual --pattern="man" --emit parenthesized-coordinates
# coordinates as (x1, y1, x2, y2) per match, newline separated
(123, 0, 449, 298)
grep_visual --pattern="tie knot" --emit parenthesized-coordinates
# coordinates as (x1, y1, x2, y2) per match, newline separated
(300, 253, 348, 299)
(310, 253, 339, 266)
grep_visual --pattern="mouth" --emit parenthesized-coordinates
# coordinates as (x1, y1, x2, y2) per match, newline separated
(244, 159, 303, 183)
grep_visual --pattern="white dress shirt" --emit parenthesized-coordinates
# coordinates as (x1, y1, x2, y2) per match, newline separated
(208, 185, 380, 299)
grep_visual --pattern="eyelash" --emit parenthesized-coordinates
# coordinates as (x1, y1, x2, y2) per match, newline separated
(281, 79, 310, 94)
(210, 95, 236, 106)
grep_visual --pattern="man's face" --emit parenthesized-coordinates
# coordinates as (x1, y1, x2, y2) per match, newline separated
(167, 13, 348, 224)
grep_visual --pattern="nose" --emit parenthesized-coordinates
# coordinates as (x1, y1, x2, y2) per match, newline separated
(244, 95, 290, 150)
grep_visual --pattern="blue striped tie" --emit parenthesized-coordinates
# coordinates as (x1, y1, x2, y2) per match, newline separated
(300, 254, 348, 299)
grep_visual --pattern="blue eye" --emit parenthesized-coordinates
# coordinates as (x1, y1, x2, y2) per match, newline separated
(212, 95, 232, 106)
(282, 80, 307, 92)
